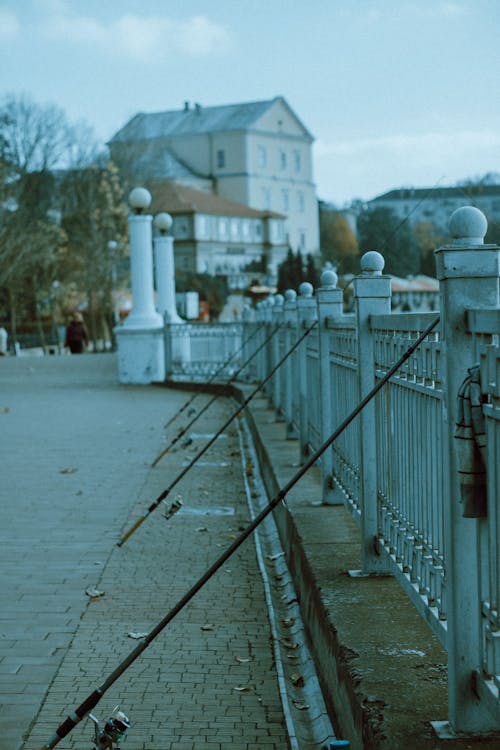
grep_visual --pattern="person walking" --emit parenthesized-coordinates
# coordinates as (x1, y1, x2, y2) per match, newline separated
(64, 312, 89, 354)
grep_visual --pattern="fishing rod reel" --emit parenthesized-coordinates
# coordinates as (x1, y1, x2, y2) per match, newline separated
(164, 496, 183, 521)
(89, 707, 131, 749)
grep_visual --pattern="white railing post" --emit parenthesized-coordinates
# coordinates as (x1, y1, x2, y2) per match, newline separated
(263, 297, 274, 397)
(297, 281, 317, 463)
(283, 290, 298, 439)
(316, 269, 344, 504)
(354, 251, 391, 572)
(272, 294, 284, 415)
(435, 206, 500, 734)
(241, 303, 253, 381)
(255, 301, 266, 384)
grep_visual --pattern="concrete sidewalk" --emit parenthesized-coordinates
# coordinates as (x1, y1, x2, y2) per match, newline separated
(0, 355, 288, 750)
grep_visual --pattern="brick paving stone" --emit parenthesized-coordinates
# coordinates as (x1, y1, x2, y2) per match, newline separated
(1, 354, 288, 750)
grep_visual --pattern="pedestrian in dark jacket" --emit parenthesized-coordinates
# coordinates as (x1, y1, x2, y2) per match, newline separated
(65, 312, 89, 354)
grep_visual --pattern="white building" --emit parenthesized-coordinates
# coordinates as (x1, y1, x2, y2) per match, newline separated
(109, 97, 319, 263)
(368, 184, 500, 234)
(149, 180, 288, 289)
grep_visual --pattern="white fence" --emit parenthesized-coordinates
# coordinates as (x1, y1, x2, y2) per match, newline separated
(163, 207, 500, 735)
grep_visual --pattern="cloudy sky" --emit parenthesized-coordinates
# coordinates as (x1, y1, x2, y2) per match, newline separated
(0, 0, 498, 205)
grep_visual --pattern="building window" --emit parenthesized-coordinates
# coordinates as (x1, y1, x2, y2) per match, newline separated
(299, 231, 306, 250)
(282, 189, 289, 212)
(262, 187, 271, 210)
(297, 191, 305, 212)
(293, 150, 301, 172)
(198, 216, 208, 237)
(216, 149, 225, 168)
(230, 219, 239, 239)
(279, 149, 287, 170)
(255, 223, 262, 237)
(242, 220, 251, 238)
(218, 218, 228, 237)
(258, 145, 267, 168)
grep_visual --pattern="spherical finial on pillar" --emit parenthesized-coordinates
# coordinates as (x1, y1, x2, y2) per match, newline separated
(154, 212, 173, 235)
(129, 187, 152, 214)
(320, 269, 338, 289)
(449, 206, 487, 246)
(284, 289, 297, 303)
(298, 281, 314, 297)
(361, 251, 385, 275)
(274, 293, 284, 307)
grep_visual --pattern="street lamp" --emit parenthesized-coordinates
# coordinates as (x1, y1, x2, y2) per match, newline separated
(107, 240, 120, 326)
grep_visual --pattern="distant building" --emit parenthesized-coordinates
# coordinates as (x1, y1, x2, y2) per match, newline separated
(368, 184, 500, 233)
(109, 97, 319, 269)
(149, 181, 288, 289)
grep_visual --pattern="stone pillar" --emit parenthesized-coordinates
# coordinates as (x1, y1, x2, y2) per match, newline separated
(435, 206, 500, 734)
(153, 212, 183, 324)
(297, 281, 317, 463)
(354, 251, 391, 572)
(271, 294, 284, 415)
(283, 289, 298, 439)
(115, 187, 165, 384)
(316, 269, 344, 504)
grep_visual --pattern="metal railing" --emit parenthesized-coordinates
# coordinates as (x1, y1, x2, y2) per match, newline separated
(161, 208, 500, 735)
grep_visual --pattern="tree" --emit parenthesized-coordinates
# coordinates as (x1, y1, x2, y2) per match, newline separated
(320, 207, 359, 273)
(175, 271, 228, 320)
(0, 94, 86, 349)
(357, 206, 419, 277)
(276, 248, 319, 294)
(60, 161, 128, 348)
(412, 221, 446, 277)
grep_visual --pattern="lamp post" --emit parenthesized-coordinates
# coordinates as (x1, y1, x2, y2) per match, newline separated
(122, 187, 162, 329)
(114, 187, 165, 384)
(153, 212, 183, 324)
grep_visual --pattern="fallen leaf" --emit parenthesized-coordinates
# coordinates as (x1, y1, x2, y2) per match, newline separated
(85, 588, 104, 599)
(282, 617, 296, 628)
(292, 700, 309, 710)
(127, 631, 148, 639)
(201, 624, 214, 631)
(2, 407, 10, 414)
(236, 656, 251, 663)
(290, 673, 305, 688)
(287, 653, 300, 661)
(233, 685, 253, 692)
(59, 467, 78, 474)
(196, 527, 208, 533)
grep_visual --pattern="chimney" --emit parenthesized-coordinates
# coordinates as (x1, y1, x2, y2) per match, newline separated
(195, 103, 201, 114)
(184, 101, 190, 112)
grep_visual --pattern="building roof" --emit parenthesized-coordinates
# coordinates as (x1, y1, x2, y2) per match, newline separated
(122, 142, 206, 182)
(149, 181, 285, 219)
(110, 96, 313, 143)
(372, 184, 500, 202)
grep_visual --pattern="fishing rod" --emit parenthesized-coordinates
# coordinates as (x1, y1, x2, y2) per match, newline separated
(151, 321, 282, 468)
(39, 315, 439, 750)
(162, 322, 262, 433)
(118, 320, 316, 547)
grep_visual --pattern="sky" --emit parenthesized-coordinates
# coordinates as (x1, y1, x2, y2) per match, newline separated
(0, 0, 499, 206)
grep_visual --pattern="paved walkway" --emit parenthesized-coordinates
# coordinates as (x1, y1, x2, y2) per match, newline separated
(0, 354, 288, 750)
